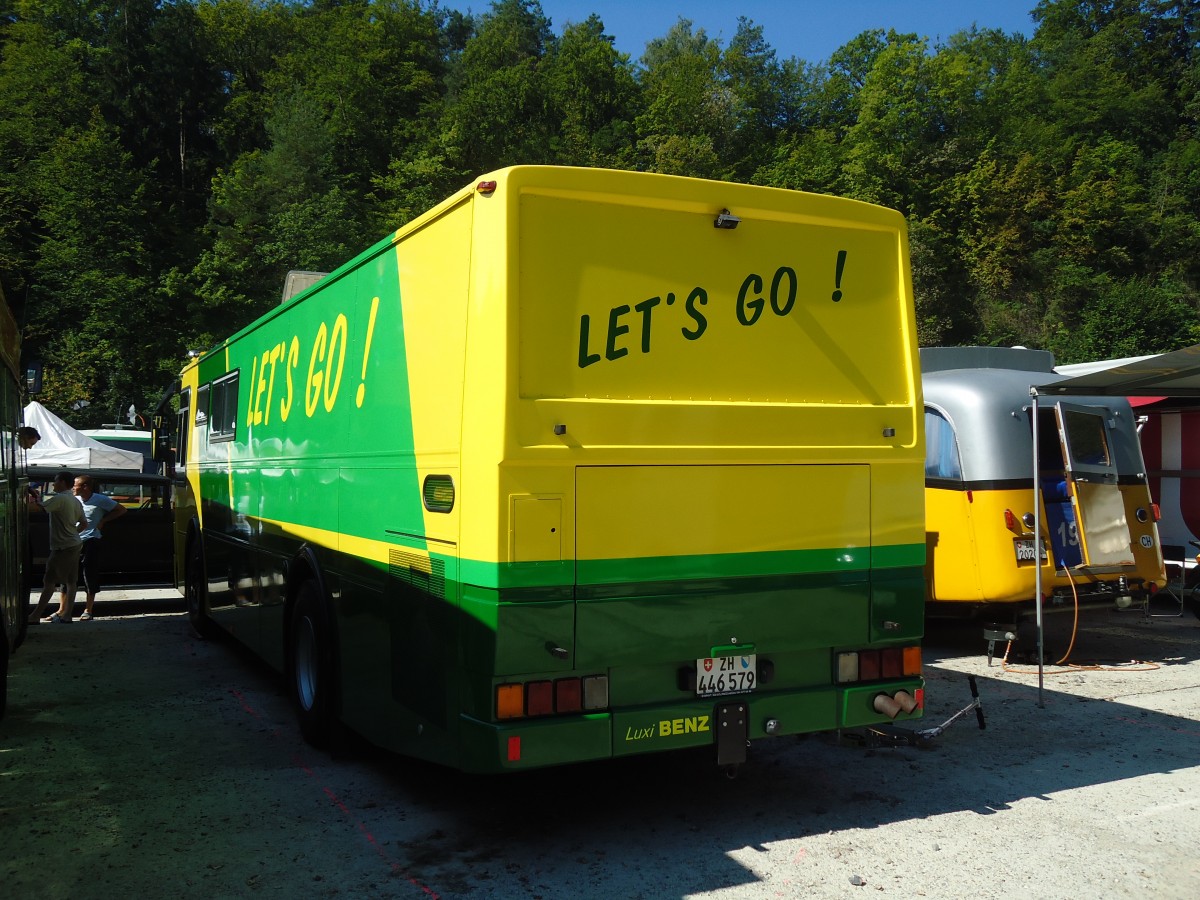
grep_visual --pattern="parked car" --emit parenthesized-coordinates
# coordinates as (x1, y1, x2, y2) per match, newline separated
(26, 466, 174, 586)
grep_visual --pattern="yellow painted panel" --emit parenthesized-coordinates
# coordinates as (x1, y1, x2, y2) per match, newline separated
(396, 200, 470, 546)
(927, 482, 1164, 606)
(927, 486, 1041, 604)
(511, 496, 561, 562)
(924, 487, 982, 603)
(518, 191, 909, 407)
(576, 465, 869, 560)
(1120, 484, 1166, 588)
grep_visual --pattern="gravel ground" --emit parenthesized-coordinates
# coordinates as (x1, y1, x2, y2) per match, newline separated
(2, 589, 1198, 899)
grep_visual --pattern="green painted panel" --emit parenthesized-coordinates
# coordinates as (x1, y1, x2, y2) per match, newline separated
(870, 566, 926, 642)
(196, 241, 427, 546)
(458, 543, 925, 593)
(460, 557, 574, 591)
(612, 702, 718, 756)
(460, 588, 574, 676)
(458, 713, 612, 773)
(872, 542, 926, 568)
(576, 582, 870, 669)
(577, 545, 869, 585)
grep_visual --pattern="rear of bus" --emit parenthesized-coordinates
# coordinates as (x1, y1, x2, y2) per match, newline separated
(452, 167, 925, 771)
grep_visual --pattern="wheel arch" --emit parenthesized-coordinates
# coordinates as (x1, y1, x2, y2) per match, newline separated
(284, 545, 342, 747)
(282, 545, 339, 682)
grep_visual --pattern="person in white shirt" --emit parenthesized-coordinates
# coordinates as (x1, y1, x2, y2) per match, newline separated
(27, 471, 87, 623)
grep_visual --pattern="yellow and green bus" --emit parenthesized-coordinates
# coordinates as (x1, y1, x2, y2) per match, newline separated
(1, 285, 31, 721)
(172, 166, 925, 772)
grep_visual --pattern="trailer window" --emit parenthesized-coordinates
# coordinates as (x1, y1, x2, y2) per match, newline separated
(924, 408, 962, 481)
(1062, 408, 1111, 467)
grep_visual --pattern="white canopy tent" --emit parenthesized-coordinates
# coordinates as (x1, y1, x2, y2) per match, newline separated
(23, 401, 144, 470)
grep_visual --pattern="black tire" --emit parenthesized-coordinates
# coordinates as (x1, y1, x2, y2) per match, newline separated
(14, 547, 32, 651)
(1, 624, 9, 723)
(290, 580, 337, 749)
(185, 538, 220, 640)
(13, 586, 29, 651)
(1016, 619, 1065, 664)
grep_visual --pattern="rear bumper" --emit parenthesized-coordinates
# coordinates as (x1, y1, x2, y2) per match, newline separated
(458, 678, 924, 772)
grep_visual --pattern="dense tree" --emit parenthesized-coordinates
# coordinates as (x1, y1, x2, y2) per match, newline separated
(720, 18, 785, 179)
(440, 0, 557, 174)
(634, 19, 730, 177)
(542, 14, 638, 167)
(0, 8, 173, 420)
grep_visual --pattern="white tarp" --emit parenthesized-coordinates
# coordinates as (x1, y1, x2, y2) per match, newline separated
(23, 401, 144, 470)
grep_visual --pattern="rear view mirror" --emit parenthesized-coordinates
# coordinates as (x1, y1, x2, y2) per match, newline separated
(151, 414, 174, 464)
(25, 360, 42, 394)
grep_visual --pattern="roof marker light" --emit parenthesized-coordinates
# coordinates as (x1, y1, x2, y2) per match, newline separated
(477, 180, 497, 195)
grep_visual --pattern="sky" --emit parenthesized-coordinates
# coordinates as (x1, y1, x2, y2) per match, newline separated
(448, 0, 1041, 64)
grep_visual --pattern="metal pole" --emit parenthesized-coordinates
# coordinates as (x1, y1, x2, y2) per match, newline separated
(1031, 388, 1045, 707)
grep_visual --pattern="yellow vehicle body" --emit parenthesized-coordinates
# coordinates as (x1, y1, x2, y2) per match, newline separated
(925, 482, 1163, 606)
(923, 347, 1164, 620)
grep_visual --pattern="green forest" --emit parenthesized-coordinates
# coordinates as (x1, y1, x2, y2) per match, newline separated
(2, 0, 1199, 424)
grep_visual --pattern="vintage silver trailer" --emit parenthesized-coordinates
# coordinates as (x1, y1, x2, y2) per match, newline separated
(922, 346, 1164, 624)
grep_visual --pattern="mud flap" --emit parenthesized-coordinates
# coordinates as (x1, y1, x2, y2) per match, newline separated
(715, 700, 749, 766)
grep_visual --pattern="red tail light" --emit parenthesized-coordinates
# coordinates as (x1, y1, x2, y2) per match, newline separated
(555, 678, 582, 713)
(881, 648, 903, 678)
(525, 681, 553, 716)
(859, 650, 881, 680)
(496, 674, 609, 720)
(836, 646, 922, 683)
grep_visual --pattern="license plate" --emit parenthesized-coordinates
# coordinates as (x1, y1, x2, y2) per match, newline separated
(696, 654, 757, 697)
(1014, 538, 1047, 563)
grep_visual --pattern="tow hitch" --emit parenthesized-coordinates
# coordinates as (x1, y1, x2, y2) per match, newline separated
(715, 700, 749, 767)
(845, 676, 986, 749)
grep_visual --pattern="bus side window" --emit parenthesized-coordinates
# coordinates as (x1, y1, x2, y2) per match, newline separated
(176, 387, 191, 471)
(210, 373, 238, 442)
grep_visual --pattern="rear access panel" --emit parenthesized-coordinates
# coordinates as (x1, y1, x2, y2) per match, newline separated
(575, 464, 871, 583)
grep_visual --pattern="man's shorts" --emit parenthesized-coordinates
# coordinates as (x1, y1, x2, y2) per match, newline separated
(45, 543, 83, 586)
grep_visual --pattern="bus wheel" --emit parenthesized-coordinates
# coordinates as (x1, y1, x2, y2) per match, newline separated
(13, 589, 29, 651)
(290, 580, 337, 749)
(14, 554, 32, 650)
(1, 625, 9, 722)
(185, 540, 220, 640)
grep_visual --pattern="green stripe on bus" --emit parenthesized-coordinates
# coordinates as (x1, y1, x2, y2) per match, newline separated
(458, 544, 926, 590)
